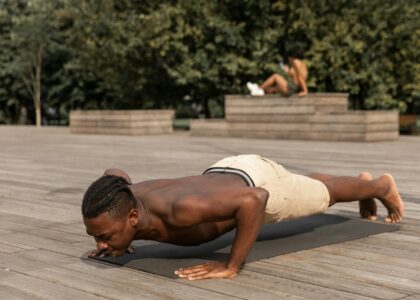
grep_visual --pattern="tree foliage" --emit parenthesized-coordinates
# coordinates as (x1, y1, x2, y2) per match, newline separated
(0, 0, 419, 124)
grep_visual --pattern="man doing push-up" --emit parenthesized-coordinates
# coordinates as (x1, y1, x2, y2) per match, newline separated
(82, 154, 404, 280)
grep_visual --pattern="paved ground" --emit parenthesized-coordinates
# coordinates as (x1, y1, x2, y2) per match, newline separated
(0, 126, 419, 299)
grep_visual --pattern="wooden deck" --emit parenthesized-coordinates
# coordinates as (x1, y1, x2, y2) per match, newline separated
(0, 126, 419, 300)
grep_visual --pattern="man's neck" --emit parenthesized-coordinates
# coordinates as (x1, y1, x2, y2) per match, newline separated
(134, 213, 160, 240)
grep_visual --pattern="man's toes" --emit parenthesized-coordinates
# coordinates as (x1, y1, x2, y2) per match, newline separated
(393, 214, 402, 223)
(367, 215, 378, 221)
(384, 216, 392, 223)
(384, 214, 401, 223)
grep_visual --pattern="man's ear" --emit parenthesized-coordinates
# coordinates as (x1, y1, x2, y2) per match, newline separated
(127, 208, 139, 227)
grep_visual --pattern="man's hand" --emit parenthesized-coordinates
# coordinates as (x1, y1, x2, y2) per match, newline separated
(175, 262, 237, 280)
(88, 245, 134, 258)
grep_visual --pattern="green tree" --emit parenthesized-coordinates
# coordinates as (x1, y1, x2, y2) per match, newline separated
(1, 0, 418, 124)
(10, 0, 67, 126)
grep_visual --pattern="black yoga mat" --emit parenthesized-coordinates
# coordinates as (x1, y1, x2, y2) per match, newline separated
(89, 214, 399, 278)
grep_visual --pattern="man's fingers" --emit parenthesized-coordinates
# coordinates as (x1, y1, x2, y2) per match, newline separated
(88, 250, 99, 257)
(188, 270, 237, 281)
(175, 262, 238, 280)
(126, 246, 134, 254)
(187, 271, 235, 281)
(89, 249, 106, 257)
(177, 268, 209, 277)
(175, 265, 210, 276)
(99, 250, 112, 258)
(184, 269, 212, 279)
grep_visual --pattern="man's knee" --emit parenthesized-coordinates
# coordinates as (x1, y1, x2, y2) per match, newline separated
(272, 73, 282, 80)
(322, 180, 337, 206)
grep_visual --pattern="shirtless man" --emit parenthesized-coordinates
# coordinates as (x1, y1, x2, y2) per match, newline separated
(247, 48, 308, 97)
(82, 154, 404, 280)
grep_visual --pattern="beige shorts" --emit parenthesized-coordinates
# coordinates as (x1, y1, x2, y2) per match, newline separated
(203, 154, 330, 224)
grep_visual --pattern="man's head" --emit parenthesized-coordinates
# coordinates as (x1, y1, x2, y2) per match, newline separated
(82, 175, 139, 254)
(286, 48, 304, 60)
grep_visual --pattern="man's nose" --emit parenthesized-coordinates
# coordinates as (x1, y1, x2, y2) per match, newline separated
(97, 241, 108, 251)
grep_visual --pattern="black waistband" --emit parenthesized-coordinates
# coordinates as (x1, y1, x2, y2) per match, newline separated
(202, 167, 255, 187)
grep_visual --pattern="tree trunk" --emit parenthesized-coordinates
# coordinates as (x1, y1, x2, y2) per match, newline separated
(34, 46, 42, 127)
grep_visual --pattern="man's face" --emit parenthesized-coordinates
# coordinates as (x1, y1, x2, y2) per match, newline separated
(84, 211, 135, 255)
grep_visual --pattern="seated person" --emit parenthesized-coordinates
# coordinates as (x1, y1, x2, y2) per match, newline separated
(247, 48, 308, 96)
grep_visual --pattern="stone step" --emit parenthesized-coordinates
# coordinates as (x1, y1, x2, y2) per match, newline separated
(225, 93, 349, 116)
(191, 125, 398, 142)
(70, 120, 172, 128)
(69, 110, 174, 135)
(70, 126, 173, 135)
(191, 120, 398, 133)
(227, 111, 398, 124)
(190, 109, 399, 142)
(226, 106, 316, 115)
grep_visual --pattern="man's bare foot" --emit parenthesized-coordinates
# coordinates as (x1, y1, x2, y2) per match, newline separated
(377, 173, 404, 223)
(358, 172, 378, 221)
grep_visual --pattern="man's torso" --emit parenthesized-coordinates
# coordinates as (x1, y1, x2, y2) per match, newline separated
(130, 173, 249, 245)
(289, 59, 308, 86)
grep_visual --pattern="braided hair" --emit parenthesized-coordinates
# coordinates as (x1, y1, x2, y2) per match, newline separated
(82, 175, 138, 219)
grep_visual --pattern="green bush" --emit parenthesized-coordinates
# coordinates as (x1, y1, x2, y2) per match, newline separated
(0, 0, 418, 124)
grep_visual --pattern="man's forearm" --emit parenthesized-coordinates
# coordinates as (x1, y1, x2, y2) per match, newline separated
(298, 76, 307, 93)
(226, 196, 266, 272)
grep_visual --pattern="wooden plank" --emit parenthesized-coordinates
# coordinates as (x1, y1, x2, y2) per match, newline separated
(70, 109, 174, 116)
(55, 262, 294, 300)
(232, 270, 373, 300)
(225, 93, 349, 100)
(69, 109, 174, 136)
(242, 263, 406, 300)
(261, 255, 420, 294)
(226, 106, 315, 115)
(365, 111, 399, 123)
(70, 127, 173, 135)
(0, 283, 37, 300)
(310, 243, 420, 271)
(286, 247, 420, 281)
(314, 105, 348, 113)
(227, 113, 398, 125)
(364, 131, 399, 141)
(226, 98, 315, 107)
(70, 120, 174, 128)
(190, 121, 399, 141)
(228, 122, 311, 131)
(0, 269, 107, 300)
(226, 114, 311, 123)
(69, 115, 173, 122)
(397, 295, 420, 299)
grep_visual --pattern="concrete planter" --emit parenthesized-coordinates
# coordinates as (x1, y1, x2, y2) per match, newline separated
(70, 110, 175, 135)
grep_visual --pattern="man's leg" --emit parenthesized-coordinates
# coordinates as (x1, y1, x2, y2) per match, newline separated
(358, 172, 377, 221)
(307, 173, 404, 223)
(260, 73, 288, 95)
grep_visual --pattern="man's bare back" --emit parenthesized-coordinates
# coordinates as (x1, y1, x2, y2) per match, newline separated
(131, 173, 251, 245)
